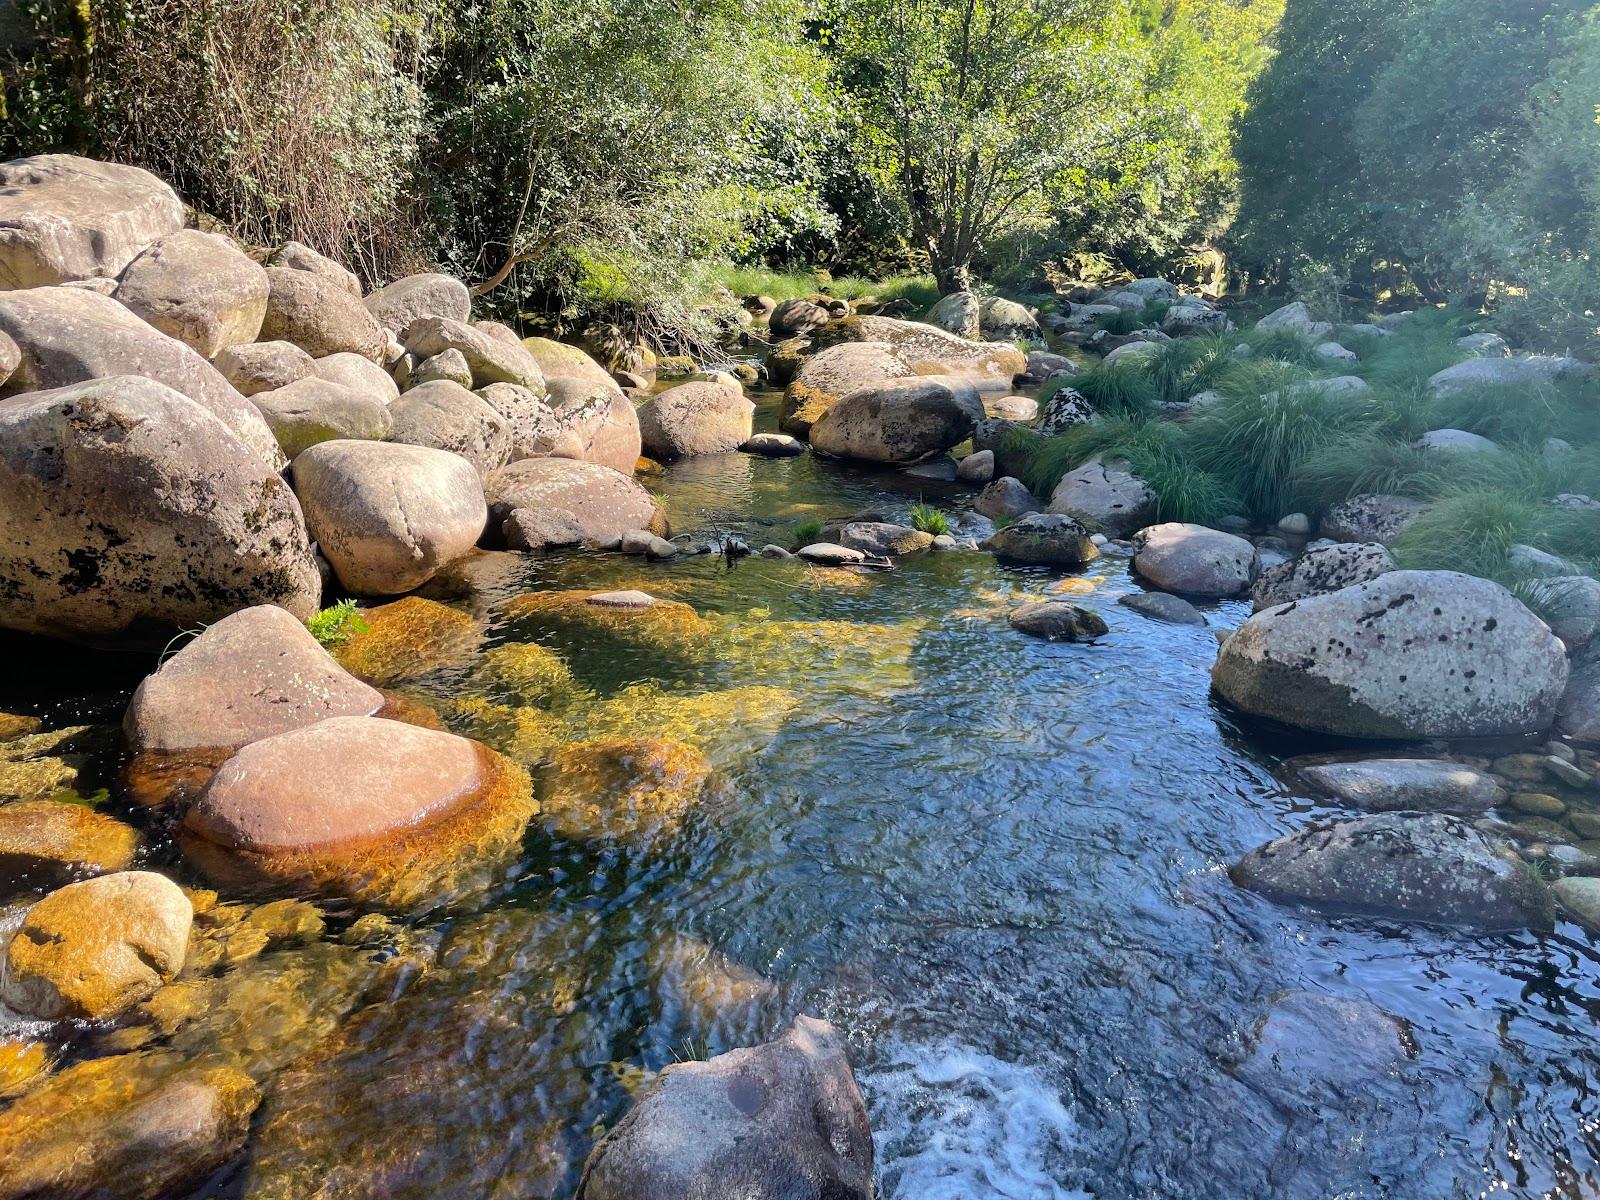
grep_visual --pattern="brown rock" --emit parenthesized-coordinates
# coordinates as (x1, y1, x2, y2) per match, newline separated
(780, 341, 913, 437)
(332, 597, 481, 686)
(404, 316, 545, 389)
(260, 265, 387, 362)
(486, 457, 667, 551)
(0, 800, 140, 887)
(538, 737, 717, 847)
(112, 228, 268, 357)
(213, 339, 316, 396)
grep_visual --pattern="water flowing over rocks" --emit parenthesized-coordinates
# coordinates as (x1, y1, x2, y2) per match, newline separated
(1231, 812, 1553, 931)
(0, 800, 141, 884)
(1214, 570, 1569, 739)
(0, 375, 320, 647)
(577, 1016, 873, 1200)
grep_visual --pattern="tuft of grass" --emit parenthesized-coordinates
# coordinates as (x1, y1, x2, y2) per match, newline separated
(1071, 360, 1163, 418)
(307, 599, 368, 648)
(1240, 326, 1327, 368)
(1142, 335, 1241, 406)
(790, 518, 824, 549)
(908, 502, 951, 536)
(706, 265, 939, 313)
(1291, 435, 1447, 513)
(1390, 489, 1548, 580)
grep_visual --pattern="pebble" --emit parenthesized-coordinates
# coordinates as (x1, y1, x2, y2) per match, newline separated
(1568, 810, 1600, 839)
(1512, 791, 1567, 817)
(1545, 756, 1593, 789)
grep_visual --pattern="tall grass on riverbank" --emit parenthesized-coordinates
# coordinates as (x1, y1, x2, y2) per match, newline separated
(708, 265, 939, 312)
(1004, 310, 1600, 589)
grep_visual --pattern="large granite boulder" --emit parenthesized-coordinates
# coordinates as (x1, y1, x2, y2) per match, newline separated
(926, 291, 980, 338)
(1214, 571, 1569, 739)
(769, 297, 831, 338)
(0, 154, 183, 288)
(363, 272, 471, 332)
(403, 316, 544, 390)
(1231, 812, 1553, 931)
(268, 240, 360, 294)
(979, 295, 1040, 341)
(808, 375, 983, 464)
(112, 229, 268, 357)
(1559, 648, 1600, 745)
(485, 457, 666, 551)
(780, 341, 914, 437)
(124, 604, 384, 754)
(2, 871, 192, 1019)
(311, 350, 400, 403)
(293, 440, 487, 595)
(0, 800, 140, 885)
(0, 376, 319, 647)
(542, 388, 642, 474)
(214, 339, 316, 397)
(1319, 494, 1430, 545)
(1251, 542, 1394, 610)
(983, 512, 1099, 566)
(0, 285, 283, 465)
(640, 380, 755, 460)
(260, 265, 387, 362)
(812, 315, 1026, 380)
(387, 380, 513, 477)
(521, 336, 612, 401)
(577, 1016, 872, 1200)
(181, 716, 535, 911)
(1428, 355, 1585, 394)
(253, 377, 393, 459)
(1048, 456, 1156, 536)
(1133, 523, 1258, 597)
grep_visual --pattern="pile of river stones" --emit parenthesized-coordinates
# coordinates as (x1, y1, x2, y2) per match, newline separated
(1, 152, 1598, 1199)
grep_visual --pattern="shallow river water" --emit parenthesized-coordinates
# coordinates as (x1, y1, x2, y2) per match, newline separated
(6, 393, 1600, 1199)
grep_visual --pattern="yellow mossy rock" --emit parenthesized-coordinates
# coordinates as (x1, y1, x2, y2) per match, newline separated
(537, 737, 717, 847)
(3, 871, 192, 1020)
(445, 696, 572, 764)
(186, 897, 327, 974)
(0, 799, 140, 885)
(470, 641, 576, 706)
(501, 589, 712, 666)
(647, 931, 778, 1041)
(0, 1040, 50, 1100)
(580, 683, 797, 752)
(0, 1052, 259, 1200)
(0, 712, 41, 742)
(333, 597, 481, 686)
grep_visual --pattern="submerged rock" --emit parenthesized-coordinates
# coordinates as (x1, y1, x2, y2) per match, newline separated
(333, 596, 481, 686)
(0, 800, 140, 887)
(1008, 601, 1108, 641)
(741, 432, 805, 457)
(1296, 758, 1505, 813)
(984, 513, 1099, 567)
(1231, 812, 1552, 930)
(1214, 571, 1568, 739)
(1118, 591, 1205, 625)
(502, 589, 711, 669)
(1251, 542, 1394, 610)
(538, 737, 717, 847)
(578, 1015, 873, 1200)
(1133, 523, 1258, 597)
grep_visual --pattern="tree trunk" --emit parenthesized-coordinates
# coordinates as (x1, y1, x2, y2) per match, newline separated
(930, 249, 972, 297)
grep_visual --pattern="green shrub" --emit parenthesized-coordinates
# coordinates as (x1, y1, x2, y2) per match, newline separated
(908, 502, 951, 536)
(307, 599, 369, 648)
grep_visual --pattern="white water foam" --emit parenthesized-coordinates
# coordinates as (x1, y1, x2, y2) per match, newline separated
(862, 1039, 1094, 1200)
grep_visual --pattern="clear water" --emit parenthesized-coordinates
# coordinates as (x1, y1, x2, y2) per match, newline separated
(6, 393, 1600, 1199)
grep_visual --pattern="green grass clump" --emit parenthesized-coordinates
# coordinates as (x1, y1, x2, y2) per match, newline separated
(706, 265, 939, 313)
(791, 518, 824, 549)
(908, 502, 951, 535)
(1390, 489, 1549, 579)
(307, 599, 369, 648)
(1071, 360, 1163, 418)
(1142, 335, 1240, 406)
(1239, 326, 1327, 368)
(1290, 435, 1446, 512)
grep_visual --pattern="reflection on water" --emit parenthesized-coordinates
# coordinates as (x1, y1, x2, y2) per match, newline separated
(3, 394, 1600, 1198)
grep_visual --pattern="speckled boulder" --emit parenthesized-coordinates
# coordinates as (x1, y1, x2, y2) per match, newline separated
(0, 376, 320, 647)
(983, 512, 1099, 567)
(1252, 542, 1395, 610)
(639, 380, 754, 460)
(1214, 571, 1569, 739)
(577, 1016, 872, 1200)
(261, 265, 387, 362)
(780, 341, 914, 437)
(1048, 456, 1156, 535)
(214, 340, 316, 397)
(387, 380, 513, 477)
(1231, 812, 1553, 931)
(1320, 494, 1429, 545)
(363, 272, 471, 332)
(1133, 523, 1259, 598)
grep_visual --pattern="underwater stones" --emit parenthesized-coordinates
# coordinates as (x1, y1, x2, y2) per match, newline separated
(577, 1015, 873, 1200)
(3, 871, 192, 1019)
(1230, 812, 1553, 931)
(809, 375, 983, 464)
(834, 521, 934, 557)
(1007, 601, 1108, 641)
(363, 271, 471, 332)
(403, 315, 545, 390)
(983, 512, 1099, 567)
(387, 379, 513, 477)
(0, 375, 320, 647)
(124, 604, 384, 754)
(646, 932, 778, 1046)
(1297, 758, 1505, 814)
(640, 380, 756, 460)
(1047, 456, 1156, 536)
(181, 716, 534, 911)
(1118, 591, 1205, 625)
(0, 1052, 260, 1200)
(293, 440, 487, 595)
(1214, 571, 1569, 740)
(1319, 494, 1430, 545)
(113, 228, 268, 357)
(215, 339, 316, 396)
(255, 377, 393, 458)
(470, 642, 575, 706)
(1133, 523, 1259, 598)
(975, 476, 1040, 520)
(537, 737, 716, 846)
(1219, 990, 1415, 1109)
(486, 457, 666, 551)
(502, 589, 710, 667)
(261, 265, 387, 362)
(781, 341, 915, 437)
(1251, 541, 1394, 610)
(0, 800, 140, 886)
(332, 597, 481, 686)
(0, 154, 184, 288)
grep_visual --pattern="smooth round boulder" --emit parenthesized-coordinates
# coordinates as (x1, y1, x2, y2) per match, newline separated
(311, 350, 400, 402)
(983, 512, 1099, 566)
(1133, 523, 1259, 597)
(522, 335, 614, 396)
(0, 800, 141, 884)
(577, 1016, 872, 1200)
(740, 432, 804, 457)
(926, 291, 981, 338)
(1214, 571, 1570, 739)
(1296, 758, 1505, 814)
(363, 272, 471, 332)
(403, 316, 544, 390)
(261, 265, 387, 362)
(124, 604, 384, 754)
(293, 440, 487, 595)
(1231, 812, 1553, 931)
(1252, 542, 1394, 610)
(1413, 428, 1500, 455)
(1428, 355, 1581, 394)
(0, 376, 320, 647)
(485, 457, 666, 551)
(2, 871, 192, 1019)
(979, 295, 1040, 341)
(387, 380, 513, 477)
(1118, 591, 1205, 625)
(0, 285, 284, 466)
(975, 476, 1040, 520)
(254, 377, 393, 459)
(0, 154, 184, 288)
(769, 297, 831, 338)
(180, 716, 535, 912)
(414, 348, 474, 388)
(958, 449, 995, 482)
(1048, 456, 1156, 535)
(1008, 601, 1108, 641)
(268, 240, 360, 293)
(1320, 494, 1429, 545)
(112, 229, 268, 357)
(639, 381, 755, 460)
(780, 341, 914, 437)
(214, 340, 316, 397)
(809, 376, 983, 464)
